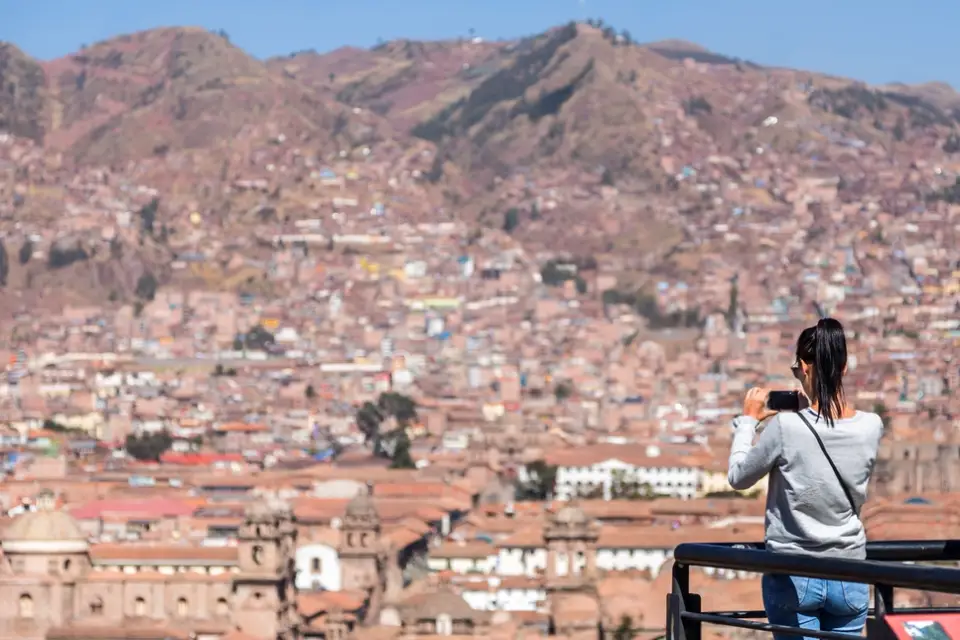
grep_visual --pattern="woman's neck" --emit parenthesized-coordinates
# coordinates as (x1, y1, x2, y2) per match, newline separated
(809, 398, 857, 419)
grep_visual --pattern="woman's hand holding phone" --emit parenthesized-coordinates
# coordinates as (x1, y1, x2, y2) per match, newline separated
(743, 387, 779, 422)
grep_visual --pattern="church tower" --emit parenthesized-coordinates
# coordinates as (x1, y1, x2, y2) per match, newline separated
(544, 502, 601, 639)
(338, 487, 384, 623)
(544, 502, 599, 592)
(232, 501, 301, 640)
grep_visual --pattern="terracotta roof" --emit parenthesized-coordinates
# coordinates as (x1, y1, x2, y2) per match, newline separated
(214, 422, 269, 433)
(298, 589, 367, 616)
(497, 526, 544, 549)
(431, 540, 495, 560)
(90, 543, 238, 564)
(71, 498, 197, 519)
(400, 585, 487, 621)
(47, 625, 192, 639)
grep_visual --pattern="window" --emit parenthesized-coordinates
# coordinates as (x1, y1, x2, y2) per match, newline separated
(90, 598, 104, 616)
(18, 594, 33, 619)
(311, 556, 322, 572)
(215, 597, 229, 617)
(134, 596, 146, 617)
(63, 559, 72, 572)
(436, 613, 453, 636)
(176, 597, 188, 618)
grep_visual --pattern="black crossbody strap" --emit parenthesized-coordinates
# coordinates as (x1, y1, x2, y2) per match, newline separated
(796, 411, 860, 518)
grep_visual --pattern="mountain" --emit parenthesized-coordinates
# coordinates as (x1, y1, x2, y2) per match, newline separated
(8, 27, 398, 165)
(0, 43, 47, 142)
(3, 22, 960, 305)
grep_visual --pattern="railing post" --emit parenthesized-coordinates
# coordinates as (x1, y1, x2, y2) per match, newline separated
(875, 584, 894, 618)
(668, 562, 691, 640)
(684, 592, 702, 640)
(673, 562, 690, 601)
(666, 592, 685, 640)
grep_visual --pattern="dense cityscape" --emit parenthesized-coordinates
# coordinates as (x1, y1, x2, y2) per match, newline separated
(0, 15, 958, 640)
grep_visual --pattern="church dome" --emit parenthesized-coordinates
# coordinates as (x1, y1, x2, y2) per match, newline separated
(345, 491, 377, 519)
(2, 509, 89, 553)
(552, 503, 588, 526)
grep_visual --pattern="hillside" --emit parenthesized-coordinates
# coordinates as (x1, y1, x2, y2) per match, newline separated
(10, 27, 399, 165)
(3, 22, 960, 304)
(0, 43, 47, 142)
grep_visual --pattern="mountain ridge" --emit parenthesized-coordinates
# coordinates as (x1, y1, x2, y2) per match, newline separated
(3, 22, 960, 304)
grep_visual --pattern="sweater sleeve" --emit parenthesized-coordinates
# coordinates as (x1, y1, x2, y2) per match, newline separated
(728, 414, 783, 490)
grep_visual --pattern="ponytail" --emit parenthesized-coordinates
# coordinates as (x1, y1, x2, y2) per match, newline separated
(797, 317, 847, 426)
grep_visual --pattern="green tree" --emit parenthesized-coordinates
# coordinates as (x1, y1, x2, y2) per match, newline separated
(575, 276, 588, 295)
(389, 430, 416, 469)
(378, 392, 418, 425)
(614, 615, 636, 640)
(42, 419, 72, 433)
(726, 276, 739, 329)
(516, 459, 558, 500)
(944, 133, 960, 154)
(135, 271, 158, 301)
(554, 382, 573, 402)
(234, 325, 276, 351)
(18, 238, 33, 265)
(0, 239, 8, 287)
(139, 198, 159, 235)
(600, 167, 615, 186)
(892, 117, 905, 142)
(356, 401, 384, 443)
(305, 385, 317, 399)
(610, 470, 657, 500)
(503, 208, 520, 233)
(125, 431, 174, 462)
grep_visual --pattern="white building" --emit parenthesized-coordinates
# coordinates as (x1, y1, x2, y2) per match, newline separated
(548, 444, 701, 500)
(295, 542, 342, 591)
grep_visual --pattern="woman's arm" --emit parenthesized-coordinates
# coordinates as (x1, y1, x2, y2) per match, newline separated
(728, 414, 783, 490)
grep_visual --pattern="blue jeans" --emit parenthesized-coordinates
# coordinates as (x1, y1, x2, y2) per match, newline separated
(762, 574, 870, 640)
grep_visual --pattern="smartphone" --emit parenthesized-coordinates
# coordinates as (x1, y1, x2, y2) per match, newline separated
(767, 390, 800, 412)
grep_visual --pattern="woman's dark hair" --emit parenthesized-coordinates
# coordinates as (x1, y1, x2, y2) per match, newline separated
(796, 317, 847, 426)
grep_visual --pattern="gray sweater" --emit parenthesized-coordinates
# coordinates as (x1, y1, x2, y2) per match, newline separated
(728, 408, 884, 559)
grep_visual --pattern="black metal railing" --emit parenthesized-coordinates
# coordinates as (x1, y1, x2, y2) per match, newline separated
(667, 540, 960, 640)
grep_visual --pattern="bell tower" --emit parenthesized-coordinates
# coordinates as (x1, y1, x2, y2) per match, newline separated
(232, 501, 301, 640)
(338, 487, 381, 592)
(544, 502, 601, 639)
(338, 486, 386, 624)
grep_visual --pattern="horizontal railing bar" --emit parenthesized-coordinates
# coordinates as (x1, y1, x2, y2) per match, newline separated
(675, 544, 960, 594)
(703, 609, 767, 619)
(681, 612, 860, 640)
(868, 540, 960, 562)
(700, 606, 960, 619)
(702, 540, 960, 563)
(889, 607, 960, 614)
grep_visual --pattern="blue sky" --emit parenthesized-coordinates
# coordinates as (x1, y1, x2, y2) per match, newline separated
(1, 0, 956, 87)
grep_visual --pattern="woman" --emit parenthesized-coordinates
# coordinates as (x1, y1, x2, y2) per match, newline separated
(728, 317, 884, 640)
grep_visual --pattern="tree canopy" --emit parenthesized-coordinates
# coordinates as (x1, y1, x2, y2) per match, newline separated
(125, 430, 174, 462)
(355, 392, 419, 466)
(515, 459, 557, 501)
